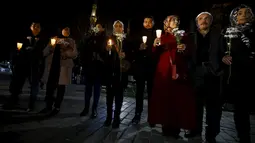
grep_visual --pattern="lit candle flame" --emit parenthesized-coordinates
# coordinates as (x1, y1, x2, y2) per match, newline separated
(91, 12, 96, 16)
(108, 39, 113, 46)
(17, 42, 23, 50)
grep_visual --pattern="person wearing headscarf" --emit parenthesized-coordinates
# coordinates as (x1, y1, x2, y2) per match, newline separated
(184, 12, 224, 143)
(222, 4, 255, 143)
(39, 27, 77, 116)
(4, 22, 46, 112)
(103, 20, 132, 128)
(131, 16, 156, 124)
(79, 23, 107, 118)
(147, 15, 196, 138)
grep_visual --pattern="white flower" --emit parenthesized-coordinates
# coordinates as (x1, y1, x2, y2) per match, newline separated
(224, 27, 240, 39)
(172, 28, 179, 33)
(92, 27, 99, 33)
(176, 30, 185, 36)
(172, 29, 185, 37)
(115, 33, 126, 41)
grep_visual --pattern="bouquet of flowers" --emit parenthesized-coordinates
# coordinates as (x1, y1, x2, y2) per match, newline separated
(114, 33, 126, 42)
(91, 26, 99, 34)
(172, 28, 185, 45)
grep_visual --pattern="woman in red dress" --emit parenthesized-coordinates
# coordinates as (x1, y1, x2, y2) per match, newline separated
(148, 15, 196, 138)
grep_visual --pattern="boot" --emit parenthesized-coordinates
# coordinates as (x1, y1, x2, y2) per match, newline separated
(80, 106, 89, 116)
(132, 113, 141, 124)
(39, 102, 53, 114)
(39, 107, 52, 114)
(112, 111, 120, 128)
(184, 130, 201, 138)
(104, 109, 112, 127)
(112, 117, 120, 129)
(91, 108, 97, 119)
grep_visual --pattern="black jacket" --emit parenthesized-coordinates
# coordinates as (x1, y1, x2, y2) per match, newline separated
(79, 31, 107, 77)
(188, 27, 224, 77)
(15, 33, 46, 68)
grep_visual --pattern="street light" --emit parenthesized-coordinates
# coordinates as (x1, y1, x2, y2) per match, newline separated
(90, 4, 97, 27)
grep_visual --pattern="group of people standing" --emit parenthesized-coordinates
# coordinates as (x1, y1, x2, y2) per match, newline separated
(80, 4, 254, 143)
(3, 4, 254, 143)
(4, 24, 77, 116)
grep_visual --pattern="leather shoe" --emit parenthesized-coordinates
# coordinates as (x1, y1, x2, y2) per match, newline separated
(91, 110, 97, 118)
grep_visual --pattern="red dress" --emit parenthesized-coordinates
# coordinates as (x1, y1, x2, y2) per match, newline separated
(148, 33, 196, 130)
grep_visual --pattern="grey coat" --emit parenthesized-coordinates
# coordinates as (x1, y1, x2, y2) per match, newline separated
(42, 38, 77, 85)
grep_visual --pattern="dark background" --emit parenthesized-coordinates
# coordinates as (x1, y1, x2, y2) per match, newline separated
(0, 0, 252, 61)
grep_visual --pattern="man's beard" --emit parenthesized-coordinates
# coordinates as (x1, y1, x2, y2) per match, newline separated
(144, 25, 152, 29)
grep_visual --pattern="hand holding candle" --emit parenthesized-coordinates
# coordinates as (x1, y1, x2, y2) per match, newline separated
(139, 36, 148, 50)
(156, 29, 162, 38)
(17, 42, 23, 50)
(51, 38, 56, 46)
(107, 39, 112, 46)
(156, 29, 162, 45)
(107, 39, 113, 55)
(142, 36, 147, 43)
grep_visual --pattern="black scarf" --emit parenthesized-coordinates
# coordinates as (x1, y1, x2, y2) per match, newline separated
(47, 44, 61, 86)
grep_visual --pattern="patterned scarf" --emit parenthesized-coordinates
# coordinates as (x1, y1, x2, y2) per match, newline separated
(229, 5, 254, 48)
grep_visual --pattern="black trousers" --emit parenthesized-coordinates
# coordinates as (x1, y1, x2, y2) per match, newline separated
(233, 98, 251, 141)
(84, 75, 101, 110)
(105, 72, 128, 119)
(134, 70, 153, 115)
(228, 81, 251, 141)
(45, 84, 66, 109)
(194, 73, 222, 138)
(9, 64, 40, 108)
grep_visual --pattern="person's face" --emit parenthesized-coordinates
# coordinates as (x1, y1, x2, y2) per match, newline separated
(30, 23, 41, 35)
(169, 17, 179, 29)
(96, 24, 104, 32)
(114, 22, 123, 33)
(197, 14, 212, 30)
(237, 8, 252, 25)
(62, 28, 70, 37)
(143, 18, 153, 29)
(164, 17, 179, 32)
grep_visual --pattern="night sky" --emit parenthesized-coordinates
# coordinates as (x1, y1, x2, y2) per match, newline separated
(1, 0, 247, 60)
(4, 0, 212, 38)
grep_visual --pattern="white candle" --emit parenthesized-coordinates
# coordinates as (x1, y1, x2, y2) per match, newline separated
(142, 36, 147, 43)
(107, 39, 112, 55)
(17, 42, 23, 50)
(156, 29, 162, 38)
(51, 38, 56, 46)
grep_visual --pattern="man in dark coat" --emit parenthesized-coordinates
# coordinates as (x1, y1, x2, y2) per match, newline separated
(4, 22, 46, 111)
(132, 16, 156, 124)
(185, 12, 224, 143)
(79, 23, 106, 118)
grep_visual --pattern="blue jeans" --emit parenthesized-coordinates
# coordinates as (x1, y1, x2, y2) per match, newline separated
(84, 77, 101, 110)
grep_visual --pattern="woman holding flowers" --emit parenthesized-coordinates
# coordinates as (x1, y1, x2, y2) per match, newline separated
(222, 5, 255, 143)
(148, 15, 196, 138)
